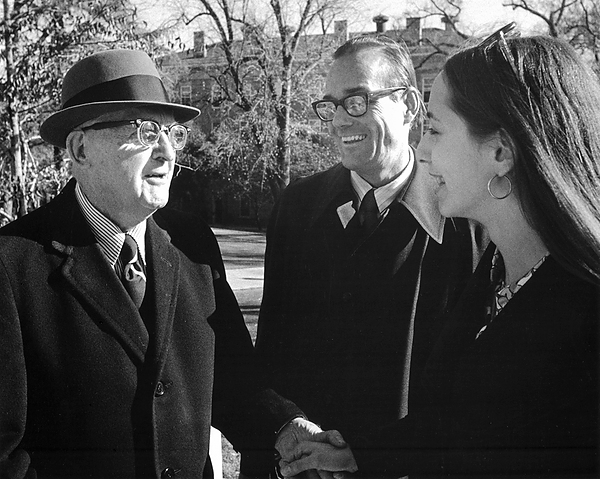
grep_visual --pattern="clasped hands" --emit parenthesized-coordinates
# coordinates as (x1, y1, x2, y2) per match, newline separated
(275, 418, 358, 478)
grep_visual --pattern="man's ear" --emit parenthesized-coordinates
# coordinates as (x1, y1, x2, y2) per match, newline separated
(65, 130, 87, 165)
(402, 87, 422, 126)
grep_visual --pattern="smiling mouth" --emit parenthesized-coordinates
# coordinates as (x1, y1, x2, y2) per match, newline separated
(341, 134, 367, 144)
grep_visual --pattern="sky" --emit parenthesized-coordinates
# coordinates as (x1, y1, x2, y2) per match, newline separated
(353, 0, 542, 35)
(138, 0, 545, 48)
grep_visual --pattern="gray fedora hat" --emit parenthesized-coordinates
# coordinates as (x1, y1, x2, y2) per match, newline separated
(40, 49, 200, 148)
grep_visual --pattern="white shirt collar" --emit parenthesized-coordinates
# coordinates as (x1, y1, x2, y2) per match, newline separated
(339, 150, 445, 244)
(399, 156, 445, 244)
(349, 155, 413, 215)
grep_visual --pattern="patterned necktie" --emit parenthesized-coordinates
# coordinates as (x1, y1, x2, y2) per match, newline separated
(358, 188, 379, 232)
(119, 234, 146, 309)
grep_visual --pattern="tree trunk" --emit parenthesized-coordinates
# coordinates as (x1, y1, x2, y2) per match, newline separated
(4, 0, 27, 218)
(271, 73, 292, 201)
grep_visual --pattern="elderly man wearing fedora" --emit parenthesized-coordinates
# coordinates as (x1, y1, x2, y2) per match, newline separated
(0, 49, 344, 479)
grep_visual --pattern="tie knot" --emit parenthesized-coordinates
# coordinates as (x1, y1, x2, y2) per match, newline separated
(120, 234, 138, 264)
(360, 188, 378, 215)
(358, 188, 379, 230)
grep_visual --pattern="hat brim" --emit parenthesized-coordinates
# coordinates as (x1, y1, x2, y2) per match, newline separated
(40, 100, 201, 149)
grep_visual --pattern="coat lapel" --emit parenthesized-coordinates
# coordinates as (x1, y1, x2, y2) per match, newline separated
(48, 181, 149, 363)
(308, 164, 358, 259)
(143, 217, 181, 367)
(60, 243, 149, 362)
(56, 212, 182, 369)
(307, 163, 354, 232)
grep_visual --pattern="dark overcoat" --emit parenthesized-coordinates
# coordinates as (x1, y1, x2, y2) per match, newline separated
(351, 246, 600, 477)
(0, 180, 301, 479)
(242, 161, 487, 474)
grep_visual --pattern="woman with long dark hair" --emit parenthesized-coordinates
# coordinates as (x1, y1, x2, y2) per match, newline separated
(279, 26, 600, 477)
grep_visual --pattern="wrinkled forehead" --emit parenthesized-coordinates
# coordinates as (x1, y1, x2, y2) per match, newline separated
(76, 106, 176, 130)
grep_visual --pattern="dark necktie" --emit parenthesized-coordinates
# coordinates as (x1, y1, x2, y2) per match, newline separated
(119, 234, 146, 309)
(358, 188, 379, 232)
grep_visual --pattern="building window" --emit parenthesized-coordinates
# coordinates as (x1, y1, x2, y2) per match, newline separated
(181, 84, 192, 105)
(420, 76, 435, 136)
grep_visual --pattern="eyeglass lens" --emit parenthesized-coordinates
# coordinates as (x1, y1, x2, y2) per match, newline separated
(138, 120, 188, 150)
(313, 87, 406, 121)
(315, 95, 367, 121)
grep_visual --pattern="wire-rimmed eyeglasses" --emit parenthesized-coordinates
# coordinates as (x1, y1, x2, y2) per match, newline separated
(311, 86, 407, 122)
(80, 119, 190, 151)
(476, 22, 520, 77)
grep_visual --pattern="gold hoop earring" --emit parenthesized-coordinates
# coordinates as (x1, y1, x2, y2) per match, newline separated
(487, 174, 512, 200)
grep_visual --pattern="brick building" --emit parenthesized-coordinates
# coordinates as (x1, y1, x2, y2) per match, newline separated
(163, 16, 462, 227)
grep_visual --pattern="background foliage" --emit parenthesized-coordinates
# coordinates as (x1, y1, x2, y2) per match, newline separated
(1, 0, 168, 224)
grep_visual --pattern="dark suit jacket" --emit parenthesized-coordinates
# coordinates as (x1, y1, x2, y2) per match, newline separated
(352, 246, 600, 477)
(0, 180, 301, 479)
(242, 162, 487, 474)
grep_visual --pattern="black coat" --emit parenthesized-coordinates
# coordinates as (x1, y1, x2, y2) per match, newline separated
(242, 162, 487, 474)
(352, 246, 600, 477)
(0, 180, 301, 479)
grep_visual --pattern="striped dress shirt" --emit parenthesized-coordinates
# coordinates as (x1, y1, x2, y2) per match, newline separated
(74, 182, 147, 277)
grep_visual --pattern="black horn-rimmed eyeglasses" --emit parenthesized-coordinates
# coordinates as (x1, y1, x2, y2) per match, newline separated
(312, 87, 407, 122)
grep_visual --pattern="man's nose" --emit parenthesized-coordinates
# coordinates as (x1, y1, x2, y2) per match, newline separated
(154, 131, 176, 161)
(331, 105, 353, 128)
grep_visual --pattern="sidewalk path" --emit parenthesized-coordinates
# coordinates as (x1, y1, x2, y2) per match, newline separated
(212, 227, 266, 342)
(223, 266, 264, 291)
(210, 227, 268, 478)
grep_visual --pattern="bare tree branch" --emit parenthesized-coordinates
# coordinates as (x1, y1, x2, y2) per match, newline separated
(502, 0, 600, 63)
(171, 0, 350, 197)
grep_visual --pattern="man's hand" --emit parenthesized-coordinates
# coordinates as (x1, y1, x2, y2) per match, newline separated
(278, 434, 358, 478)
(275, 418, 346, 458)
(275, 419, 349, 479)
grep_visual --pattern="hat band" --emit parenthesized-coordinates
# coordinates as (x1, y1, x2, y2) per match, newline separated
(62, 75, 170, 109)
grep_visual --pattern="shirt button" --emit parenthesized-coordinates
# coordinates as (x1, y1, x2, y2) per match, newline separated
(161, 467, 180, 478)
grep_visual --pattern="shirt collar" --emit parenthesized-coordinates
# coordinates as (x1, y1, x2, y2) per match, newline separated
(74, 182, 147, 267)
(347, 150, 445, 244)
(350, 154, 413, 214)
(399, 154, 445, 244)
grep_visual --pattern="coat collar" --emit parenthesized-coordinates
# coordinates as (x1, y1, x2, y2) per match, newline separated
(309, 155, 445, 244)
(48, 180, 180, 365)
(399, 156, 445, 244)
(143, 215, 181, 367)
(304, 163, 353, 232)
